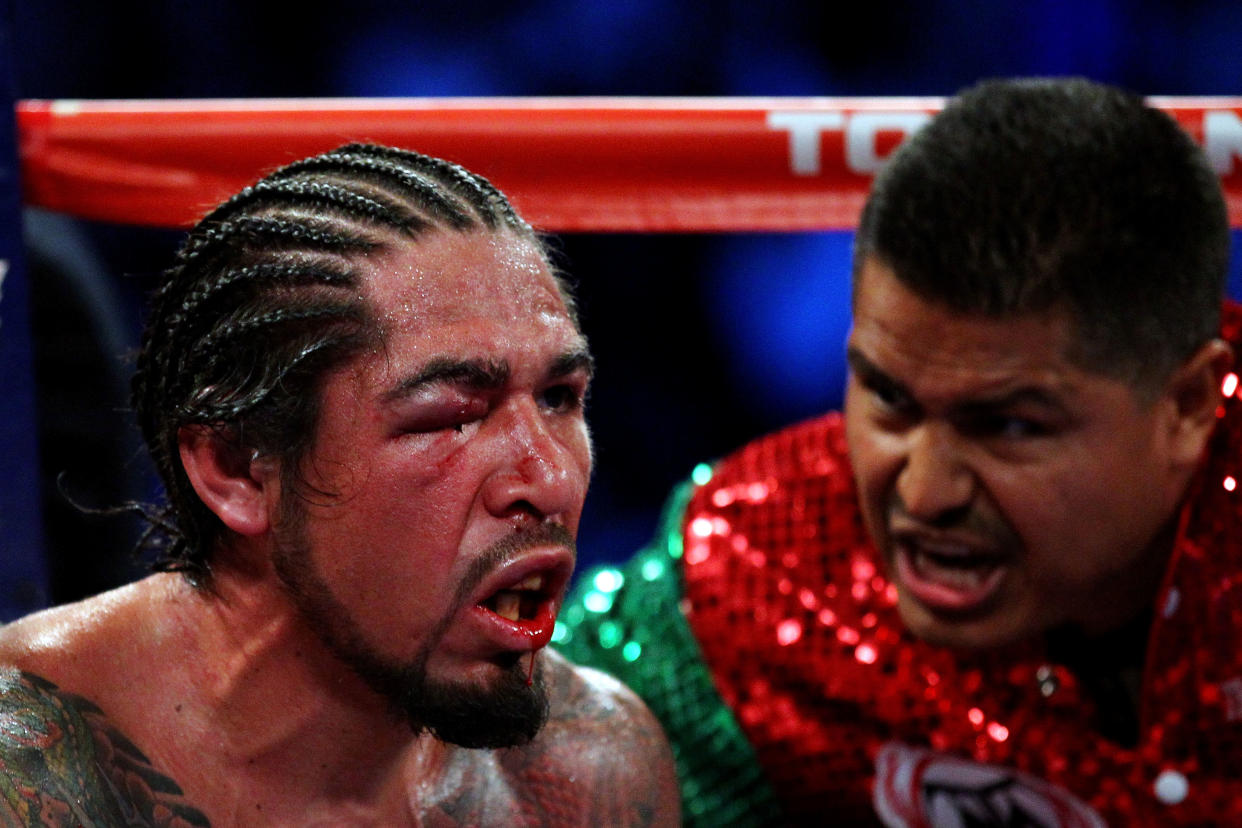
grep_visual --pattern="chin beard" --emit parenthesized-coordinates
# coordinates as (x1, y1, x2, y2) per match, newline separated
(391, 652, 550, 749)
(271, 508, 550, 749)
(296, 606, 551, 748)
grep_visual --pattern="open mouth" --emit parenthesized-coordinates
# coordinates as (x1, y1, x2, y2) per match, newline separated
(894, 537, 1007, 613)
(479, 573, 550, 623)
(465, 541, 573, 652)
(908, 545, 1001, 588)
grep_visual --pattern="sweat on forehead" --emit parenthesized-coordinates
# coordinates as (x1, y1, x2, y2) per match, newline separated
(353, 227, 578, 337)
(131, 142, 572, 584)
(345, 227, 581, 350)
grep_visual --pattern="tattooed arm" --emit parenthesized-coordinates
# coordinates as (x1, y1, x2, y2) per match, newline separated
(0, 668, 210, 828)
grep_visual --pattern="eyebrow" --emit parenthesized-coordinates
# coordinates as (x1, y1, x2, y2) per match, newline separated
(383, 347, 594, 401)
(550, 347, 595, 381)
(384, 358, 509, 401)
(845, 346, 1068, 414)
(846, 347, 909, 398)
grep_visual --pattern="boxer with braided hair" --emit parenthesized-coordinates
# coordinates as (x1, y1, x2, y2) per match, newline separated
(132, 142, 574, 584)
(0, 144, 679, 826)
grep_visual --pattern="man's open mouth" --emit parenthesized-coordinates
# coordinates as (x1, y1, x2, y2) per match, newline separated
(908, 544, 1002, 589)
(479, 574, 550, 622)
(893, 537, 1008, 613)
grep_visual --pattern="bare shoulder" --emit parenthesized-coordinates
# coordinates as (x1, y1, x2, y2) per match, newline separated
(542, 648, 669, 742)
(0, 666, 210, 827)
(0, 581, 210, 827)
(502, 649, 681, 826)
(0, 579, 150, 669)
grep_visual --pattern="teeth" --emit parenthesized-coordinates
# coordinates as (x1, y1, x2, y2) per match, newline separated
(516, 574, 544, 591)
(483, 575, 547, 621)
(918, 553, 980, 585)
(912, 550, 997, 589)
(494, 592, 521, 621)
(917, 541, 974, 559)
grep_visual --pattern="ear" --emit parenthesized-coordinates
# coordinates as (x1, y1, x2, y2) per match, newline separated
(178, 425, 275, 537)
(1162, 338, 1234, 467)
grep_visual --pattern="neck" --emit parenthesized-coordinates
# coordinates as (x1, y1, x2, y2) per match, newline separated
(1081, 514, 1178, 639)
(162, 567, 438, 812)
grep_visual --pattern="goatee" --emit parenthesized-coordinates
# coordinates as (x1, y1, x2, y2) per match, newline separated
(271, 505, 562, 748)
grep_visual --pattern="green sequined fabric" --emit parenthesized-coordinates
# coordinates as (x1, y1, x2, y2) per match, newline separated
(555, 479, 784, 826)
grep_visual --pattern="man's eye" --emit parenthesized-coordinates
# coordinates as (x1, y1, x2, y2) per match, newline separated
(965, 414, 1048, 439)
(540, 384, 582, 412)
(998, 418, 1047, 439)
(869, 382, 912, 414)
(399, 407, 483, 437)
(873, 386, 900, 407)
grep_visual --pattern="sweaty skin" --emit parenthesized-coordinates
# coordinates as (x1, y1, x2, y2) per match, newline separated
(0, 229, 680, 826)
(0, 618, 677, 826)
(0, 668, 209, 828)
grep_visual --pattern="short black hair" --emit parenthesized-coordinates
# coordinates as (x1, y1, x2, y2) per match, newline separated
(132, 143, 572, 584)
(855, 77, 1230, 390)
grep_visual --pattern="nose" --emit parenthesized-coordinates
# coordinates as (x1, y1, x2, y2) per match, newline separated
(894, 423, 975, 524)
(482, 399, 589, 526)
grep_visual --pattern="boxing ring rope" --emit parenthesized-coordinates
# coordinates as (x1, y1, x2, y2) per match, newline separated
(4, 96, 1242, 621)
(16, 97, 1242, 231)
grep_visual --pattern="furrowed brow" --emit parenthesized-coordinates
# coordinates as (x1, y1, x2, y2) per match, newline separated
(550, 347, 595, 380)
(385, 358, 510, 400)
(846, 346, 908, 395)
(956, 387, 1069, 416)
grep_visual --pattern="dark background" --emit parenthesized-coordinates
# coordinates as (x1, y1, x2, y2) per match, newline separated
(13, 0, 1242, 604)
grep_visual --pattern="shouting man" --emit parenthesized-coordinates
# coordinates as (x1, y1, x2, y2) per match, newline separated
(559, 78, 1242, 825)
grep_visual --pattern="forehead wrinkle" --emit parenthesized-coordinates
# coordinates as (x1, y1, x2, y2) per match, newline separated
(847, 333, 1077, 415)
(954, 386, 1070, 415)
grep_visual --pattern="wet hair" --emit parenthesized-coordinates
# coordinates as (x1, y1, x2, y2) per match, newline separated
(132, 143, 572, 584)
(854, 77, 1230, 390)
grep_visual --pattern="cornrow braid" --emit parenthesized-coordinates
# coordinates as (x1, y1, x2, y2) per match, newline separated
(177, 215, 380, 263)
(136, 262, 356, 439)
(171, 304, 364, 412)
(200, 179, 426, 237)
(264, 152, 475, 230)
(131, 142, 558, 585)
(166, 262, 355, 336)
(333, 142, 528, 231)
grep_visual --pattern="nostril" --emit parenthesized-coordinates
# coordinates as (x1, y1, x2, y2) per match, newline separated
(504, 506, 544, 531)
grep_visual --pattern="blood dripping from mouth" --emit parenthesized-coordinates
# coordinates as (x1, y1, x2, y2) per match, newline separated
(526, 650, 536, 686)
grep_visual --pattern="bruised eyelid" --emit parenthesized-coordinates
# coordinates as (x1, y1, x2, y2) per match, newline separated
(383, 359, 509, 403)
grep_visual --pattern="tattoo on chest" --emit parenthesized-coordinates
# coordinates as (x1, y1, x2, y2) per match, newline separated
(0, 670, 210, 827)
(422, 675, 664, 827)
(1, 666, 669, 827)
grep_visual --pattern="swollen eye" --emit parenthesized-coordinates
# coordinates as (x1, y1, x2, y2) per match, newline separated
(442, 419, 481, 439)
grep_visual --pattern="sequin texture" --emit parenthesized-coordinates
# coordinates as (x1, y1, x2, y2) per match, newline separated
(673, 301, 1242, 824)
(562, 303, 1242, 825)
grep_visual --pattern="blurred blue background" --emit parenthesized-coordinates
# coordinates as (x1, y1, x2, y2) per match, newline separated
(10, 0, 1242, 606)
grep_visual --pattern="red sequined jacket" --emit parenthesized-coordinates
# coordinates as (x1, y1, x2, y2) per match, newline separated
(677, 306, 1242, 825)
